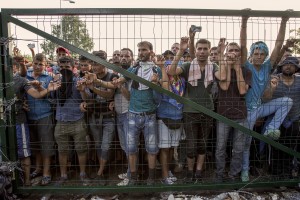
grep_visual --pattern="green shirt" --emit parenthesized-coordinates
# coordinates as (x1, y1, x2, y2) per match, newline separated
(180, 62, 219, 113)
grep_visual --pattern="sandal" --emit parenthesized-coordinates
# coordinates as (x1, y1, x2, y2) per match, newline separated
(41, 176, 51, 186)
(30, 171, 42, 179)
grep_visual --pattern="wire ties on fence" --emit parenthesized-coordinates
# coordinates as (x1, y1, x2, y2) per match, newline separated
(0, 82, 15, 90)
(0, 160, 22, 172)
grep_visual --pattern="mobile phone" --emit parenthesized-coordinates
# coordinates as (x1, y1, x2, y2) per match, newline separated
(27, 43, 35, 49)
(191, 25, 202, 33)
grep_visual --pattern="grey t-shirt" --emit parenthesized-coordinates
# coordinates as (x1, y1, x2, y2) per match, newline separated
(114, 81, 131, 114)
(272, 75, 300, 121)
(13, 75, 32, 124)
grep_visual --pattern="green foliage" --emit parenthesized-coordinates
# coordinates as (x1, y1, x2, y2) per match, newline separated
(289, 28, 300, 55)
(41, 15, 94, 59)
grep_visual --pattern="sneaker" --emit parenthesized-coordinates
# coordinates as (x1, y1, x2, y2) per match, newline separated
(161, 177, 174, 185)
(117, 178, 129, 186)
(118, 173, 127, 180)
(96, 174, 106, 186)
(194, 171, 203, 183)
(168, 171, 177, 182)
(264, 129, 280, 140)
(146, 178, 155, 186)
(41, 176, 51, 186)
(80, 174, 90, 186)
(241, 170, 249, 182)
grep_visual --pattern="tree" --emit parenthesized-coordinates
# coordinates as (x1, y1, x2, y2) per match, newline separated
(289, 28, 300, 55)
(41, 15, 94, 60)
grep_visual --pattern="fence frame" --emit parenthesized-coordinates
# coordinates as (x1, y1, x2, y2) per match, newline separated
(1, 8, 300, 194)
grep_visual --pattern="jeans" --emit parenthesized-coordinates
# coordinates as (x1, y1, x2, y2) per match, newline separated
(215, 120, 246, 177)
(242, 97, 293, 171)
(116, 112, 128, 153)
(126, 112, 158, 154)
(89, 114, 115, 160)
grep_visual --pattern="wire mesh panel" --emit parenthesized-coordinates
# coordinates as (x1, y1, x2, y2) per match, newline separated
(1, 9, 300, 193)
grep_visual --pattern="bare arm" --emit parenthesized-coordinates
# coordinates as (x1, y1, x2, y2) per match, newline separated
(27, 81, 60, 98)
(215, 38, 227, 81)
(234, 64, 249, 95)
(262, 76, 278, 100)
(240, 16, 249, 65)
(270, 17, 289, 67)
(218, 64, 231, 91)
(91, 86, 115, 100)
(168, 37, 187, 76)
(189, 27, 196, 60)
(120, 85, 130, 101)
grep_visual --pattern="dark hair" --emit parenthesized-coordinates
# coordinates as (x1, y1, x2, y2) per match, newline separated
(79, 55, 91, 62)
(195, 39, 211, 49)
(92, 50, 107, 60)
(59, 56, 74, 66)
(226, 42, 241, 52)
(137, 41, 153, 51)
(34, 53, 46, 62)
(121, 48, 134, 57)
(210, 46, 218, 52)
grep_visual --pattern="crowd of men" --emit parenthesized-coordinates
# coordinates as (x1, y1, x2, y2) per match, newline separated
(10, 15, 300, 187)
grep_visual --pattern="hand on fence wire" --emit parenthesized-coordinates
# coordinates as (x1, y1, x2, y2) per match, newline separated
(47, 81, 61, 92)
(179, 37, 189, 52)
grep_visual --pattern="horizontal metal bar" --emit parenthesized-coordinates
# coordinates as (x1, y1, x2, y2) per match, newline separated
(2, 8, 300, 18)
(16, 179, 300, 193)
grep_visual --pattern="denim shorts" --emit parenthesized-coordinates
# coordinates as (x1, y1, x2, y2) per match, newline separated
(126, 112, 158, 154)
(16, 123, 31, 159)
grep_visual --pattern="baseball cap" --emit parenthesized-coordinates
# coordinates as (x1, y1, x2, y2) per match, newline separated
(279, 56, 300, 69)
(56, 46, 71, 56)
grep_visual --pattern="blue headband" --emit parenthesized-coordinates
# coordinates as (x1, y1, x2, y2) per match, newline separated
(249, 41, 269, 57)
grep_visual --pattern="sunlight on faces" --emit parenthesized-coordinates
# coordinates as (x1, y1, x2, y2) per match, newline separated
(33, 59, 46, 74)
(120, 50, 133, 67)
(171, 43, 180, 54)
(92, 63, 106, 74)
(251, 49, 267, 67)
(138, 44, 152, 62)
(282, 64, 297, 76)
(79, 61, 91, 72)
(112, 50, 121, 64)
(196, 43, 210, 62)
(57, 50, 67, 59)
(209, 49, 218, 62)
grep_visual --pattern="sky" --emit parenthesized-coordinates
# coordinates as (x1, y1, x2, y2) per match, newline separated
(1, 0, 299, 58)
(1, 0, 299, 10)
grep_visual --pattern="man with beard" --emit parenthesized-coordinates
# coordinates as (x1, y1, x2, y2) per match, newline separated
(168, 37, 226, 183)
(112, 41, 162, 186)
(52, 56, 90, 186)
(262, 56, 300, 177)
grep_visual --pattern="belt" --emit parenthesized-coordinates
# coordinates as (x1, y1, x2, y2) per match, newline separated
(131, 110, 156, 116)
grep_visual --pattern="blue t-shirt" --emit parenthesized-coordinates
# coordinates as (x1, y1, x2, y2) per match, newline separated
(26, 70, 53, 120)
(125, 64, 162, 113)
(54, 77, 84, 122)
(245, 59, 272, 111)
